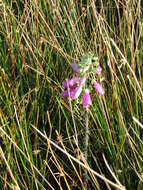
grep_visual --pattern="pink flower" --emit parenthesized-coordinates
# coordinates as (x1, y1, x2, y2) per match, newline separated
(71, 85, 83, 100)
(80, 76, 86, 85)
(71, 64, 80, 73)
(83, 89, 92, 108)
(62, 77, 78, 89)
(96, 66, 102, 75)
(94, 81, 105, 96)
(69, 77, 78, 87)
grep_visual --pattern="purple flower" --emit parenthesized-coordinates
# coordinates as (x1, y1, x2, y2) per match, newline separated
(80, 76, 86, 86)
(62, 77, 78, 89)
(71, 64, 80, 73)
(94, 81, 105, 96)
(83, 89, 92, 108)
(71, 85, 83, 100)
(62, 89, 73, 99)
(62, 80, 69, 89)
(96, 66, 102, 75)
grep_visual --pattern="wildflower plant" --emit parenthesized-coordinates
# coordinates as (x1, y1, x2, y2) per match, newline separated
(62, 52, 105, 108)
(62, 52, 105, 189)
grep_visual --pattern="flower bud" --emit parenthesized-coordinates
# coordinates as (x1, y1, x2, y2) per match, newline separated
(83, 89, 92, 108)
(71, 64, 80, 73)
(96, 66, 102, 75)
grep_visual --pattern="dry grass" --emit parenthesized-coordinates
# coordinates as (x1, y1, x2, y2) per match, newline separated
(0, 0, 143, 189)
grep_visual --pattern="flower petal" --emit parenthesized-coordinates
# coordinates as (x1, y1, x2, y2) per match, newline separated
(62, 77, 78, 89)
(71, 85, 82, 100)
(69, 77, 79, 87)
(62, 80, 69, 89)
(80, 76, 86, 86)
(94, 81, 105, 96)
(62, 89, 74, 99)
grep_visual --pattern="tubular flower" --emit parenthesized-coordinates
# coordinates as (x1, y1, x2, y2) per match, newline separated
(71, 64, 80, 73)
(96, 66, 102, 75)
(83, 89, 92, 108)
(71, 85, 83, 100)
(62, 77, 78, 89)
(69, 77, 78, 88)
(62, 89, 74, 99)
(62, 80, 69, 89)
(80, 76, 86, 86)
(94, 81, 105, 96)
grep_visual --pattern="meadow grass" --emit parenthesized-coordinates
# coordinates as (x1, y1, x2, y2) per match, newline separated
(0, 0, 143, 189)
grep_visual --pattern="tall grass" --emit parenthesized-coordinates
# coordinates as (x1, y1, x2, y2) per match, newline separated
(0, 0, 143, 189)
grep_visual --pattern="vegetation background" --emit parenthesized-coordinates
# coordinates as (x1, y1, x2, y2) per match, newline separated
(0, 0, 143, 189)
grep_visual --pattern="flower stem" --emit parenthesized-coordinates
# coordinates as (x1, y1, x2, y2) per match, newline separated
(84, 107, 89, 189)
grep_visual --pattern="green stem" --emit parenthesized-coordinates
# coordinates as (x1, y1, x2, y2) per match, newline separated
(84, 107, 89, 189)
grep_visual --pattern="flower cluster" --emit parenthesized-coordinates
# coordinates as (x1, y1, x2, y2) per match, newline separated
(62, 76, 86, 100)
(62, 57, 105, 109)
